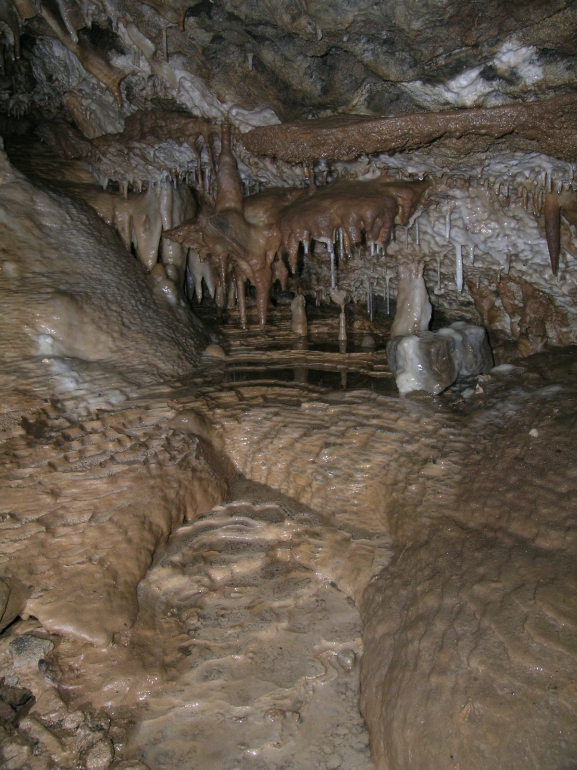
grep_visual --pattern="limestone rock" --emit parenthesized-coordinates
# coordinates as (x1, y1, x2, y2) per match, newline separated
(8, 635, 53, 669)
(387, 323, 492, 394)
(437, 322, 494, 377)
(387, 332, 457, 395)
(84, 738, 114, 770)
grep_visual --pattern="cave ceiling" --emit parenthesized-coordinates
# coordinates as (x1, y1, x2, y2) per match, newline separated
(2, 0, 576, 135)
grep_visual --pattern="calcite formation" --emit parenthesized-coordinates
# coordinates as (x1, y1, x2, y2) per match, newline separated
(167, 126, 428, 330)
(1, 2, 577, 770)
(387, 322, 493, 394)
(241, 94, 577, 163)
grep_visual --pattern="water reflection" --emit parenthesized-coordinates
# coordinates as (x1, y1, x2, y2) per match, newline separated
(293, 336, 309, 383)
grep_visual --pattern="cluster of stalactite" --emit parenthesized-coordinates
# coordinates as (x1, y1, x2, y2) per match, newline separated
(52, 110, 576, 343)
(165, 124, 429, 329)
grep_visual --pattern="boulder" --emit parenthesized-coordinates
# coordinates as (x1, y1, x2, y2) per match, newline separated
(387, 323, 492, 394)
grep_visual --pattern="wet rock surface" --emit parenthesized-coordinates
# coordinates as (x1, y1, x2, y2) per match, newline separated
(0, 329, 575, 768)
(387, 322, 492, 394)
(0, 22, 576, 763)
(361, 355, 577, 769)
(122, 481, 383, 770)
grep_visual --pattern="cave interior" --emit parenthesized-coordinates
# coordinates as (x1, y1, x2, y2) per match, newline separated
(0, 1, 576, 769)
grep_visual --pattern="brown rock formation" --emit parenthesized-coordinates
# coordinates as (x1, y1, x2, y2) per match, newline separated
(241, 94, 577, 163)
(468, 274, 571, 358)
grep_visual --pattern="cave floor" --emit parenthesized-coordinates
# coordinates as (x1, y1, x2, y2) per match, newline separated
(1, 309, 576, 769)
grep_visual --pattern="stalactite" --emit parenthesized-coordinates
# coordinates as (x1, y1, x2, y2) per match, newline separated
(40, 4, 127, 107)
(544, 190, 561, 276)
(385, 272, 391, 315)
(338, 226, 344, 259)
(455, 243, 463, 293)
(162, 28, 168, 62)
(328, 240, 337, 289)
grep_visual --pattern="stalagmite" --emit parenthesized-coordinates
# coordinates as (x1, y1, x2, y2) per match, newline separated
(390, 260, 432, 337)
(291, 294, 308, 336)
(544, 190, 561, 275)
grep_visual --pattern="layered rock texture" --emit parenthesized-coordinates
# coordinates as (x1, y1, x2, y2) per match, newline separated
(0, 2, 576, 770)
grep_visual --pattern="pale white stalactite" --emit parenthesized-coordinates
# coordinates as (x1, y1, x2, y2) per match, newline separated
(161, 182, 195, 286)
(85, 184, 164, 270)
(415, 218, 420, 246)
(385, 272, 391, 316)
(455, 243, 463, 292)
(131, 190, 163, 270)
(470, 243, 475, 265)
(188, 250, 216, 302)
(203, 166, 212, 194)
(124, 22, 178, 89)
(390, 261, 432, 337)
(247, 52, 254, 71)
(159, 181, 173, 243)
(192, 259, 205, 303)
(55, 0, 81, 43)
(445, 206, 452, 242)
(338, 226, 344, 258)
(321, 239, 337, 289)
(115, 202, 132, 251)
